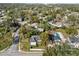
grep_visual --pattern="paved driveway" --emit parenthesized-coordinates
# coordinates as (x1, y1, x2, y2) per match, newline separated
(0, 44, 42, 56)
(0, 26, 42, 56)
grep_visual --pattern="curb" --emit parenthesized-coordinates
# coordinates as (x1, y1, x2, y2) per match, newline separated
(0, 47, 10, 53)
(18, 49, 43, 54)
(18, 44, 44, 54)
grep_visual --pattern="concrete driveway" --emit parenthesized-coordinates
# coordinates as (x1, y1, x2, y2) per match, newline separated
(0, 44, 42, 56)
(0, 25, 42, 56)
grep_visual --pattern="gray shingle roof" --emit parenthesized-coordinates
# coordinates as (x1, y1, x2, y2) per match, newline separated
(30, 35, 40, 42)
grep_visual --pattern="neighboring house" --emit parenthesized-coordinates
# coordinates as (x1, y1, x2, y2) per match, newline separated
(49, 32, 66, 43)
(17, 18, 30, 26)
(31, 23, 38, 28)
(67, 36, 79, 48)
(48, 20, 64, 27)
(21, 16, 25, 21)
(54, 7, 62, 11)
(48, 32, 66, 47)
(17, 16, 25, 22)
(36, 28, 44, 32)
(17, 18, 22, 22)
(30, 35, 41, 47)
(30, 23, 44, 32)
(18, 21, 27, 25)
(55, 32, 66, 43)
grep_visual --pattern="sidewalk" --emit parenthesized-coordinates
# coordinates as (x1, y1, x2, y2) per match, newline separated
(18, 48, 44, 54)
(0, 46, 10, 53)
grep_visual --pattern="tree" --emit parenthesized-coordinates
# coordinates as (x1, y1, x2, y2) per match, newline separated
(43, 44, 79, 56)
(43, 22, 52, 31)
(68, 15, 79, 28)
(64, 27, 78, 36)
(0, 32, 12, 50)
(19, 26, 30, 51)
(20, 38, 30, 51)
(40, 31, 48, 48)
(31, 16, 39, 23)
(26, 28, 40, 38)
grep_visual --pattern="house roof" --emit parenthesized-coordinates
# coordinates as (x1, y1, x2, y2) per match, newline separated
(69, 36, 79, 43)
(37, 28, 44, 32)
(53, 32, 61, 40)
(30, 35, 40, 42)
(49, 32, 65, 41)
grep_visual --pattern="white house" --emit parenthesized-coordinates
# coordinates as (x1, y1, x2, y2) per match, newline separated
(30, 35, 41, 46)
(37, 28, 44, 32)
(31, 23, 38, 28)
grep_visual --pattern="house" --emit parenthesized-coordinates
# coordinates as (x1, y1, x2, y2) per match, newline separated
(36, 28, 44, 32)
(17, 18, 22, 22)
(30, 35, 41, 47)
(48, 31, 66, 43)
(67, 36, 79, 48)
(18, 21, 27, 25)
(48, 21, 64, 27)
(16, 17, 28, 25)
(48, 31, 66, 47)
(54, 7, 62, 11)
(31, 23, 38, 28)
(21, 16, 25, 21)
(55, 32, 66, 43)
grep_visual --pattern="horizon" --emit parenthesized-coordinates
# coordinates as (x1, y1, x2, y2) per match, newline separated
(0, 0, 79, 4)
(1, 3, 79, 4)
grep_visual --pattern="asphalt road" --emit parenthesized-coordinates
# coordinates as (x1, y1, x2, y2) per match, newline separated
(0, 44, 42, 56)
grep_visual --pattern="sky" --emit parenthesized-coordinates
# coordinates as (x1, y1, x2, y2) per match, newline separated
(0, 0, 79, 4)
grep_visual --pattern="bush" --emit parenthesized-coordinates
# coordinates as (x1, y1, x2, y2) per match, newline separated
(20, 38, 30, 51)
(43, 44, 79, 56)
(40, 31, 48, 48)
(27, 29, 40, 38)
(0, 32, 12, 50)
(64, 27, 78, 36)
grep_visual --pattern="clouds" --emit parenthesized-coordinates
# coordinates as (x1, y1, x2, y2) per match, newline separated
(0, 0, 79, 3)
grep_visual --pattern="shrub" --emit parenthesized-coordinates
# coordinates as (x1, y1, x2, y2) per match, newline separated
(40, 31, 48, 48)
(20, 38, 30, 51)
(43, 44, 79, 56)
(0, 32, 12, 50)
